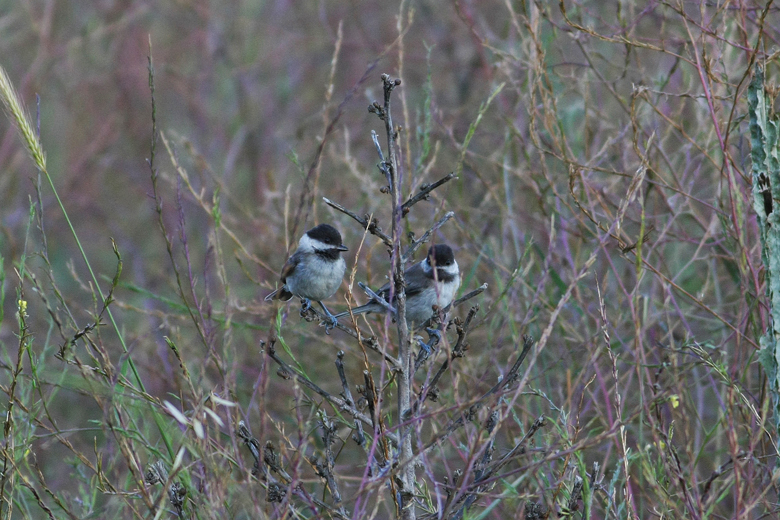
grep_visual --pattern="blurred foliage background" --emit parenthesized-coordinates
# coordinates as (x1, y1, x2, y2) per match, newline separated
(0, 0, 778, 518)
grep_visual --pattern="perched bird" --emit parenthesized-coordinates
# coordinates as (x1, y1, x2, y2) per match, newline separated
(265, 223, 348, 330)
(335, 244, 460, 332)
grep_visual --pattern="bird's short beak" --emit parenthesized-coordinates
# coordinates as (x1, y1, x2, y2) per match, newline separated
(337, 244, 349, 251)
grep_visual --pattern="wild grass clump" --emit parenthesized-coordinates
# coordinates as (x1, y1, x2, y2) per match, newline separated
(0, 1, 778, 519)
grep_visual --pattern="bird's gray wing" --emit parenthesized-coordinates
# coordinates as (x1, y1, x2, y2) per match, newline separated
(401, 262, 429, 298)
(374, 262, 427, 301)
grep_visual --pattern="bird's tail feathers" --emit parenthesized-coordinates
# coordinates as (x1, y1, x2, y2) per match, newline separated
(264, 287, 293, 302)
(333, 304, 374, 320)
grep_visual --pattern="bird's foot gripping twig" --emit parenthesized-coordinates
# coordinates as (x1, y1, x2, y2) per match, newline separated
(415, 327, 442, 365)
(317, 301, 339, 334)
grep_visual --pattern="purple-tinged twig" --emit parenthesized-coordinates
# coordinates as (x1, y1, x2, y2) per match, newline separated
(176, 175, 212, 347)
(448, 409, 499, 518)
(419, 335, 535, 455)
(266, 342, 399, 448)
(701, 453, 745, 500)
(153, 134, 210, 353)
(288, 61, 378, 241)
(449, 415, 546, 520)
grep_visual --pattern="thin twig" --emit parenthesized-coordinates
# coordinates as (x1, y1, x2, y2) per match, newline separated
(419, 335, 535, 455)
(447, 283, 488, 311)
(259, 437, 351, 520)
(361, 370, 390, 467)
(412, 285, 486, 372)
(446, 409, 500, 520)
(358, 282, 396, 314)
(266, 344, 399, 447)
(414, 306, 479, 404)
(402, 211, 455, 263)
(323, 197, 393, 247)
(289, 61, 378, 241)
(371, 130, 392, 189)
(236, 421, 262, 477)
(450, 415, 546, 519)
(317, 412, 349, 517)
(299, 303, 402, 370)
(370, 73, 413, 517)
(335, 352, 366, 448)
(401, 172, 457, 214)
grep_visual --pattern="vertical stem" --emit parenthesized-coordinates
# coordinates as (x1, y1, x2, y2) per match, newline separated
(380, 74, 415, 519)
(749, 65, 780, 487)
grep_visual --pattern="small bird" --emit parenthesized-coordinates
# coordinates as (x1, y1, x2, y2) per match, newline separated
(335, 244, 460, 333)
(264, 223, 348, 330)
